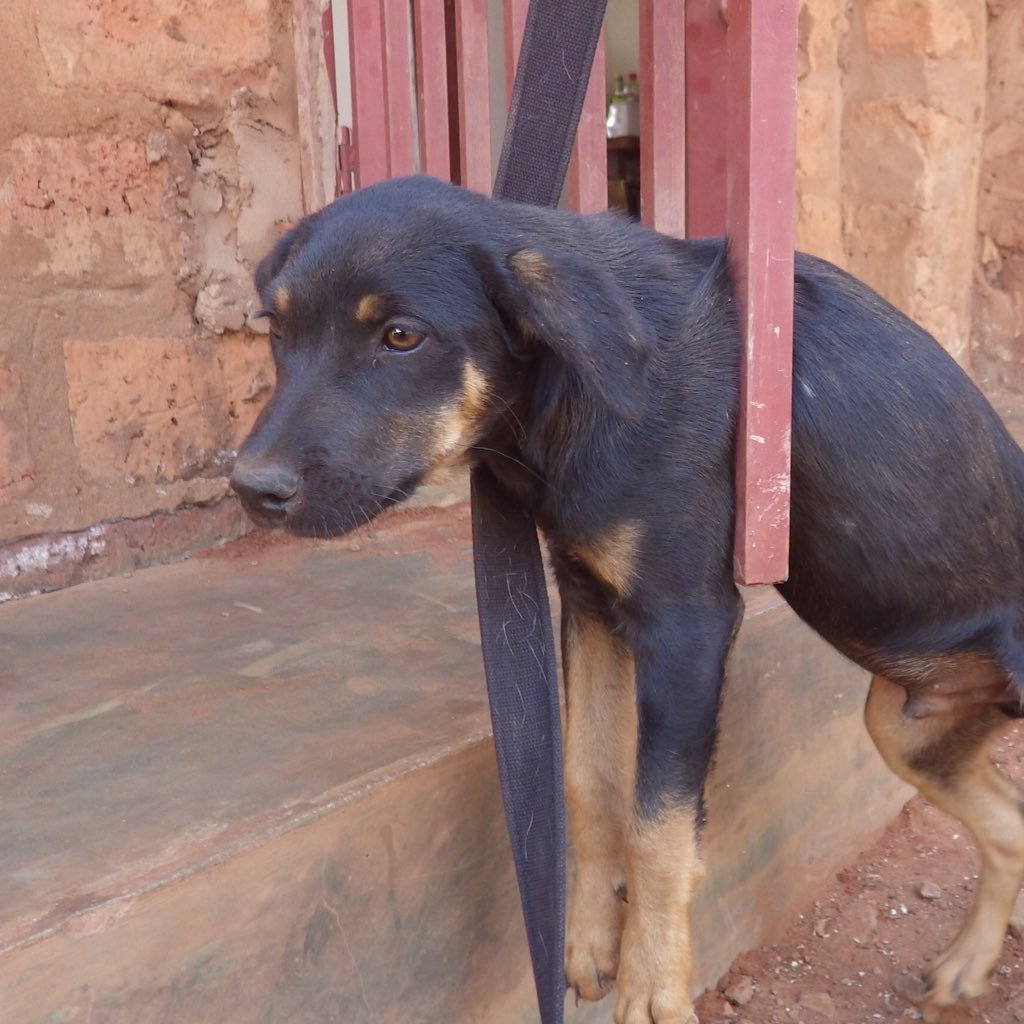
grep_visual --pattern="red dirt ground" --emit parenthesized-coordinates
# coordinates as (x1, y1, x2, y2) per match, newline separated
(693, 729, 1024, 1024)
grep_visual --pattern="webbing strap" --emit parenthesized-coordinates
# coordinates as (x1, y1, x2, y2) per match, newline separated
(472, 3, 608, 1023)
(471, 467, 564, 1022)
(493, 2, 607, 207)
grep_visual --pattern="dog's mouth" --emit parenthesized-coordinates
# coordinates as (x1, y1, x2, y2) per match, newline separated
(280, 484, 409, 539)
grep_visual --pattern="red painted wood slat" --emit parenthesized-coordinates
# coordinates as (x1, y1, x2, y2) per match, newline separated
(454, 0, 492, 192)
(502, 0, 528, 99)
(321, 5, 344, 198)
(413, 0, 452, 181)
(639, 0, 686, 236)
(726, 0, 798, 584)
(567, 28, 607, 214)
(382, 0, 416, 176)
(347, 0, 390, 187)
(684, 0, 728, 237)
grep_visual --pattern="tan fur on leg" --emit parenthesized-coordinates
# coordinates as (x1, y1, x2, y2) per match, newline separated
(563, 614, 636, 1001)
(865, 673, 1024, 1021)
(614, 806, 702, 1024)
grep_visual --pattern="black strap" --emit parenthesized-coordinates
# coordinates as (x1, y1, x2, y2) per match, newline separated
(472, 4, 608, 1023)
(471, 467, 564, 1021)
(493, 2, 608, 207)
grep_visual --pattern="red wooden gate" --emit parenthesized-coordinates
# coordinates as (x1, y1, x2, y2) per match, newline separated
(321, 0, 796, 584)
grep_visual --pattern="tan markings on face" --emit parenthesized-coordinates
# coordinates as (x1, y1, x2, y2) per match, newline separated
(509, 248, 553, 288)
(563, 614, 636, 1002)
(354, 293, 386, 324)
(273, 284, 291, 315)
(421, 362, 491, 485)
(615, 805, 703, 1023)
(571, 522, 641, 597)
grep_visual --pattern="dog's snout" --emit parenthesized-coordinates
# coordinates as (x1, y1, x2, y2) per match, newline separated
(230, 458, 300, 520)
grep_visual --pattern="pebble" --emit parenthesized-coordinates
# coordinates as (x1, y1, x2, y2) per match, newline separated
(840, 899, 878, 945)
(918, 881, 942, 901)
(722, 974, 756, 1007)
(789, 991, 835, 1022)
(891, 972, 930, 1004)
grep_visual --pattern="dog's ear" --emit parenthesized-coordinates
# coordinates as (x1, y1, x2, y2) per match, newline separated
(478, 243, 653, 419)
(254, 212, 322, 296)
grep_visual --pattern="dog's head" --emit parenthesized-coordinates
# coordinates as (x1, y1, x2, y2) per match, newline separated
(230, 176, 652, 536)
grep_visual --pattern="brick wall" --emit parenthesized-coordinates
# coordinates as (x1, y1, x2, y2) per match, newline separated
(795, 0, 989, 367)
(1, 0, 1023, 601)
(0, 0, 303, 598)
(973, 0, 1024, 394)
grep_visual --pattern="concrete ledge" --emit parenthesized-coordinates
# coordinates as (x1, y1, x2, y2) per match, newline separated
(0, 497, 251, 603)
(0, 504, 906, 1022)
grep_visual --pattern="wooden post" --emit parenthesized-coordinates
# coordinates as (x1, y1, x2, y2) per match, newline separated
(684, 0, 728, 237)
(382, 0, 416, 176)
(347, 0, 390, 187)
(568, 28, 608, 214)
(639, 0, 686, 236)
(454, 0, 492, 192)
(725, 0, 798, 585)
(413, 0, 452, 181)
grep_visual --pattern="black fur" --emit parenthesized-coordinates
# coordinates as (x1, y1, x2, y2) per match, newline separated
(232, 174, 1024, 818)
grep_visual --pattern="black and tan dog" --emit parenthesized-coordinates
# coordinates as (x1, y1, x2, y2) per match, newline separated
(230, 175, 1024, 1024)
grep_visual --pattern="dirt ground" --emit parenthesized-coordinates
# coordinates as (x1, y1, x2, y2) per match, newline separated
(693, 729, 1024, 1024)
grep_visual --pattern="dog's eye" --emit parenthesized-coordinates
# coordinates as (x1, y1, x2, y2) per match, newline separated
(383, 325, 426, 353)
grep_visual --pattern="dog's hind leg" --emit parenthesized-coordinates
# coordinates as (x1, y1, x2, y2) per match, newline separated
(864, 669, 1024, 1021)
(563, 609, 637, 1002)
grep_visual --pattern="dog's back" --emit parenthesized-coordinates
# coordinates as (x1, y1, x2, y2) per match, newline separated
(774, 253, 1024, 692)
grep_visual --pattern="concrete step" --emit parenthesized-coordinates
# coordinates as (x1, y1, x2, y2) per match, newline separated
(0, 503, 906, 1024)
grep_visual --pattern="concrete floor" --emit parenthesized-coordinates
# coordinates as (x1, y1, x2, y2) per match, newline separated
(0, 501, 908, 1024)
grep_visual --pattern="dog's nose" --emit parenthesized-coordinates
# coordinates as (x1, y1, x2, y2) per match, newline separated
(230, 458, 300, 520)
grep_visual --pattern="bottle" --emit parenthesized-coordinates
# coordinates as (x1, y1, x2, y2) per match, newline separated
(622, 73, 640, 136)
(606, 74, 629, 138)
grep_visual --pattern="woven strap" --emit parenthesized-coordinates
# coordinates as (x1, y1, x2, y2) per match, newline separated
(471, 467, 564, 1022)
(472, 3, 608, 1023)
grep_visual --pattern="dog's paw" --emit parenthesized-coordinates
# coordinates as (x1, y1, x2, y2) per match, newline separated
(612, 922, 696, 1024)
(920, 939, 999, 1022)
(613, 983, 698, 1024)
(564, 877, 626, 1002)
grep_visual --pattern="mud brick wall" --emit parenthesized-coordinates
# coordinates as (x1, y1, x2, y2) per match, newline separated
(2, 0, 1024, 600)
(973, 0, 1024, 395)
(796, 0, 1024, 386)
(0, 0, 300, 599)
(797, 0, 985, 366)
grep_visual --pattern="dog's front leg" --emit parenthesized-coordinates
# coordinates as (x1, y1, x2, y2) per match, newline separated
(563, 607, 637, 1002)
(614, 601, 739, 1024)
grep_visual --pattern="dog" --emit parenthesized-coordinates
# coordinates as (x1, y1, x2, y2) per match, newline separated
(230, 175, 1024, 1024)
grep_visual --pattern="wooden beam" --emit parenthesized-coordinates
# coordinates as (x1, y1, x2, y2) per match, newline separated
(382, 0, 416, 176)
(685, 0, 728, 237)
(726, 0, 798, 584)
(639, 0, 686, 236)
(347, 0, 390, 187)
(454, 0, 492, 192)
(568, 28, 608, 214)
(413, 0, 452, 180)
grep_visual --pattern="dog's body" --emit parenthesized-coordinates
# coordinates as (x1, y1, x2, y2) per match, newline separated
(231, 176, 1024, 1024)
